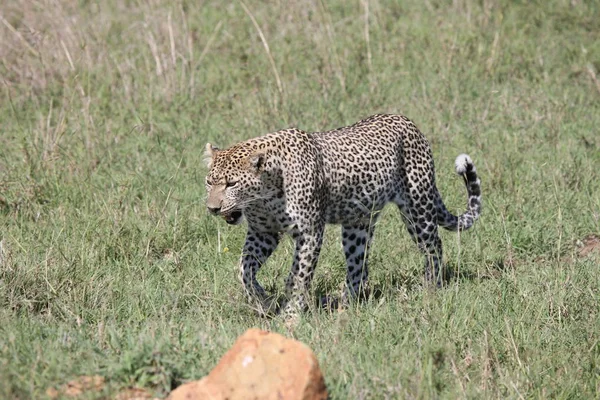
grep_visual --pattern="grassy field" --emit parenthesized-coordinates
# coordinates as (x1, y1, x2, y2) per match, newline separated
(1, 0, 599, 398)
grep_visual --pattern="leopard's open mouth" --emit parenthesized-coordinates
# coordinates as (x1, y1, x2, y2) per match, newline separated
(223, 210, 243, 225)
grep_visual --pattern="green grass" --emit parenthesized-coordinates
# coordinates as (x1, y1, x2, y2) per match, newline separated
(1, 0, 599, 398)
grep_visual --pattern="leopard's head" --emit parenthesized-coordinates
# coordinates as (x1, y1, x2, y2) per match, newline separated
(204, 142, 269, 225)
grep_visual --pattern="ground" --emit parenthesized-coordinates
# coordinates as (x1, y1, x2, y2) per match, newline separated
(0, 0, 599, 398)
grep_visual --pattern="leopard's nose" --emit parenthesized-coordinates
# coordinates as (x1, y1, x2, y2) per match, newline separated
(208, 206, 221, 215)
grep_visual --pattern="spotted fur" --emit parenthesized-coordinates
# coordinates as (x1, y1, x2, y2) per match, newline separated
(204, 114, 481, 317)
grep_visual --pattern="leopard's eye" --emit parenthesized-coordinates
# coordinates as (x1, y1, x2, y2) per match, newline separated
(206, 178, 213, 186)
(226, 181, 238, 188)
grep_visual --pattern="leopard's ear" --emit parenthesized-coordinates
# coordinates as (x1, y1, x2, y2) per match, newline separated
(248, 151, 266, 174)
(204, 143, 219, 168)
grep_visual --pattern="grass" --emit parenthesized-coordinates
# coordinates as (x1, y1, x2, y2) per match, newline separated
(1, 0, 599, 398)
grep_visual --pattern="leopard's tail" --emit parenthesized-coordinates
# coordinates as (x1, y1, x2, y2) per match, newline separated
(436, 154, 481, 232)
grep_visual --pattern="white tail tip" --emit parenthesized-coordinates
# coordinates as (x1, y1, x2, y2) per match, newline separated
(455, 154, 473, 175)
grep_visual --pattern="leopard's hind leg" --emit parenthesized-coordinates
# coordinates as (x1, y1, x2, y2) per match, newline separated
(341, 217, 379, 302)
(395, 190, 445, 286)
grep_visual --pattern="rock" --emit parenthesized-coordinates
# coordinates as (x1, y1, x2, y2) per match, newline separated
(45, 376, 159, 400)
(167, 328, 327, 400)
(114, 387, 159, 400)
(577, 234, 600, 258)
(45, 375, 105, 398)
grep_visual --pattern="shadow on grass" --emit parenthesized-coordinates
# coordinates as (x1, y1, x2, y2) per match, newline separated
(237, 258, 510, 317)
(313, 258, 509, 311)
(446, 258, 509, 283)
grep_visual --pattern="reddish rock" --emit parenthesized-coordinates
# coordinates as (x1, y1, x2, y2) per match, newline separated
(114, 387, 159, 400)
(167, 328, 327, 400)
(577, 234, 600, 258)
(45, 375, 105, 398)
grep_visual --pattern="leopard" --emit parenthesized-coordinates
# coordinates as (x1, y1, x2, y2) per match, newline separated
(204, 114, 481, 319)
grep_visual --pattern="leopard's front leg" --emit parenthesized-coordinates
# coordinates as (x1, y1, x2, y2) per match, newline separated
(239, 229, 279, 316)
(282, 223, 325, 319)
